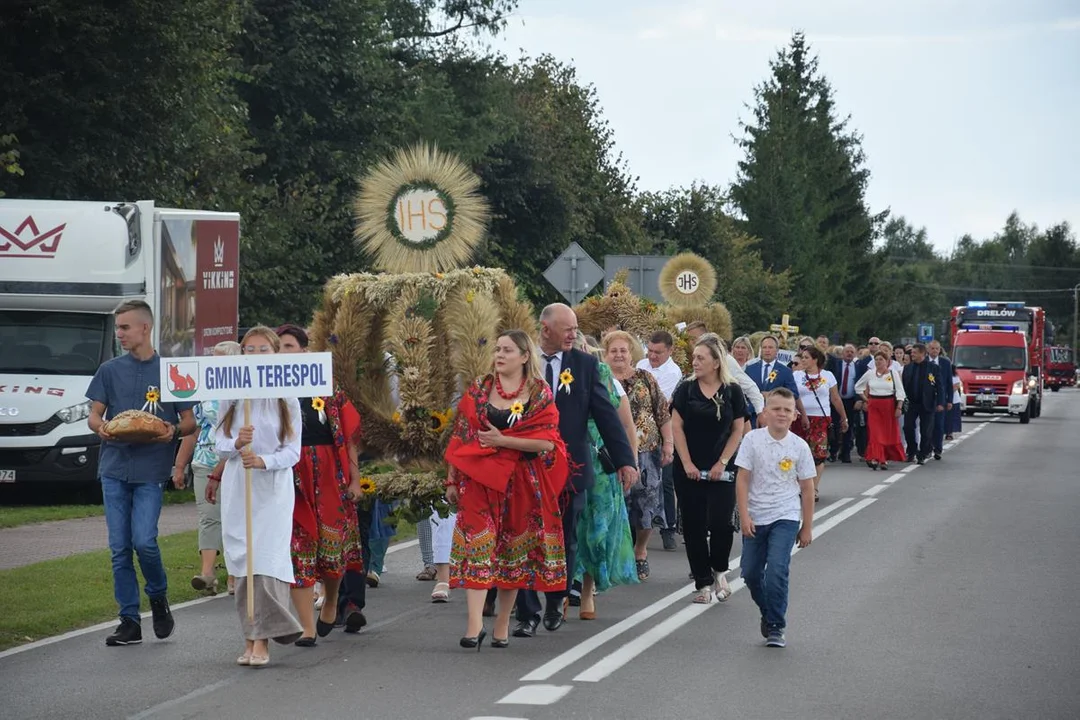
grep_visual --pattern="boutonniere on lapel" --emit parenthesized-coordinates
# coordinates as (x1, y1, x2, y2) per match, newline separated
(142, 386, 161, 415)
(507, 401, 524, 427)
(558, 368, 574, 395)
(927, 373, 936, 385)
(311, 397, 327, 423)
(767, 371, 778, 383)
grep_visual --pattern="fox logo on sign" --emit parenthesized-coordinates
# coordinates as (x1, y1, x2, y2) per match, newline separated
(167, 362, 199, 399)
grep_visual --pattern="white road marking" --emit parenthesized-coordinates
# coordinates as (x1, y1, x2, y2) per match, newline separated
(572, 498, 878, 682)
(902, 464, 919, 473)
(386, 538, 419, 554)
(883, 472, 906, 484)
(497, 684, 573, 705)
(863, 484, 888, 497)
(127, 679, 235, 720)
(520, 496, 855, 683)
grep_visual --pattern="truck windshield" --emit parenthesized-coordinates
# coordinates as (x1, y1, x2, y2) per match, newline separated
(1049, 347, 1074, 364)
(953, 346, 1026, 371)
(0, 311, 106, 376)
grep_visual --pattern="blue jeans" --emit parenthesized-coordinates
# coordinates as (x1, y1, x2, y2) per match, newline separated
(102, 476, 168, 620)
(740, 519, 799, 631)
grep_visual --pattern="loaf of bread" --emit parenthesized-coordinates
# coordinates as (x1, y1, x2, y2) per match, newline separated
(103, 410, 169, 442)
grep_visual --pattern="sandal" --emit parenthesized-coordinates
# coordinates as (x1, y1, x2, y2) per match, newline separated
(416, 565, 437, 582)
(636, 558, 650, 581)
(712, 572, 732, 602)
(693, 586, 713, 604)
(431, 582, 450, 603)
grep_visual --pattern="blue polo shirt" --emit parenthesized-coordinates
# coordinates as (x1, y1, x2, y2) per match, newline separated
(86, 352, 195, 483)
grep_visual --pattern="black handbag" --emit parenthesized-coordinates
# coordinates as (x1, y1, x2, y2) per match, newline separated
(596, 443, 617, 474)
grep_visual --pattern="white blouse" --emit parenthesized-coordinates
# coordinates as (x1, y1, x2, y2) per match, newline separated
(855, 368, 907, 401)
(793, 370, 837, 416)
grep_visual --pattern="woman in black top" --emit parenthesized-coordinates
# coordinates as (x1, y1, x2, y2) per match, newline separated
(671, 333, 747, 604)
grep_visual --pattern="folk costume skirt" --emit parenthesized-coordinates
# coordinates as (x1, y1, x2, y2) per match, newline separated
(794, 415, 831, 464)
(865, 396, 907, 464)
(450, 466, 566, 592)
(291, 443, 364, 588)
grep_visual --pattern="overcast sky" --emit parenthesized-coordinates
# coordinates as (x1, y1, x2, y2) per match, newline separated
(492, 0, 1080, 254)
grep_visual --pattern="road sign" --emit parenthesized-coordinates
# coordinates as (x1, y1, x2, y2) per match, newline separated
(543, 242, 605, 304)
(917, 323, 935, 342)
(604, 254, 668, 302)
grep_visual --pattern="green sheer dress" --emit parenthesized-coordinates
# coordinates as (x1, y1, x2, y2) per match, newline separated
(575, 362, 639, 591)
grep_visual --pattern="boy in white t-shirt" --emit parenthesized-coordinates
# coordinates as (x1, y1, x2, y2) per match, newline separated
(735, 387, 816, 648)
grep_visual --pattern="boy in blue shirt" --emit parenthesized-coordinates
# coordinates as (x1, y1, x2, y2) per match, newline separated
(735, 387, 816, 648)
(87, 300, 196, 647)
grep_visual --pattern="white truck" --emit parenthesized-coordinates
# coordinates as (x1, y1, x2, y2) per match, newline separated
(0, 200, 240, 493)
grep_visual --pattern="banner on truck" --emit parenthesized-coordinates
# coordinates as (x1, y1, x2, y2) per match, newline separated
(159, 353, 333, 402)
(159, 218, 240, 358)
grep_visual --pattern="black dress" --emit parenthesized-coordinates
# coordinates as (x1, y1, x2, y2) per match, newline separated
(671, 379, 747, 589)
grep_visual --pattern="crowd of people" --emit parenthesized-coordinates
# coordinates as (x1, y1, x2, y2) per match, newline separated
(86, 299, 962, 661)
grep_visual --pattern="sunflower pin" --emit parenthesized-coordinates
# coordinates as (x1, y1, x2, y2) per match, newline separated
(508, 401, 525, 427)
(778, 457, 794, 473)
(767, 371, 778, 383)
(928, 373, 936, 384)
(885, 373, 893, 383)
(142, 386, 161, 415)
(558, 368, 574, 394)
(311, 397, 327, 424)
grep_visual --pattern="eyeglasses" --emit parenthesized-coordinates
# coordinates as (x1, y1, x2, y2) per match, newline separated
(868, 341, 880, 345)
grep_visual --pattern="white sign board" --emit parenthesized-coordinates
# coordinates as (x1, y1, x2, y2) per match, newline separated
(159, 353, 333, 402)
(775, 349, 795, 366)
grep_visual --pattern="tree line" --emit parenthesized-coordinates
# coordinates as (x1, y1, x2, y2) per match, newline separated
(3, 4, 1077, 345)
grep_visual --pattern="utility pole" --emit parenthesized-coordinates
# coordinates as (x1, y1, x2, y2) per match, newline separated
(1074, 283, 1080, 366)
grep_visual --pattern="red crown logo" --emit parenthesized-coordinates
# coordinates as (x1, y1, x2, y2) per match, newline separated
(0, 216, 66, 258)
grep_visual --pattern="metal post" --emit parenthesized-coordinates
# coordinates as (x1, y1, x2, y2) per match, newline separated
(1073, 282, 1079, 368)
(570, 256, 579, 305)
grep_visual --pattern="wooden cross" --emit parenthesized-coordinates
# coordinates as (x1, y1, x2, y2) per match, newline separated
(770, 313, 800, 344)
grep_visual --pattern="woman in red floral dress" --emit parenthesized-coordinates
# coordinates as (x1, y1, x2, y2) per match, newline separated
(444, 329, 569, 650)
(278, 326, 364, 646)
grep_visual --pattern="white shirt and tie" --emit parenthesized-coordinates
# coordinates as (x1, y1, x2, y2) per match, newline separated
(839, 359, 857, 399)
(543, 350, 626, 398)
(759, 360, 775, 386)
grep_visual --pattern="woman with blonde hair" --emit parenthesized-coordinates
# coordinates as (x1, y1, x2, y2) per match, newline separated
(670, 333, 747, 603)
(602, 330, 672, 582)
(730, 336, 754, 369)
(174, 340, 241, 596)
(213, 326, 303, 666)
(572, 332, 638, 619)
(445, 329, 569, 649)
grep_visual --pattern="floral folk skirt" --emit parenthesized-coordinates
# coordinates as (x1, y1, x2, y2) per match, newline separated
(450, 468, 566, 592)
(794, 415, 831, 464)
(291, 444, 364, 588)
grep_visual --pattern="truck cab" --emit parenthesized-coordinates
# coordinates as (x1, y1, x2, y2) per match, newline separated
(950, 301, 1046, 423)
(0, 199, 239, 492)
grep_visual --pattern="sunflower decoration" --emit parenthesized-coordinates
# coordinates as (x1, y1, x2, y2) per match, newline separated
(768, 371, 778, 383)
(658, 252, 717, 308)
(391, 410, 402, 424)
(353, 143, 491, 274)
(778, 457, 794, 473)
(885, 373, 893, 383)
(142, 386, 162, 415)
(928, 373, 936, 385)
(311, 396, 327, 424)
(558, 368, 574, 394)
(430, 408, 454, 434)
(507, 401, 525, 427)
(358, 476, 377, 495)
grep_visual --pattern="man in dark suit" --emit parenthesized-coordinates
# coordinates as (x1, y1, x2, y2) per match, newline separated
(513, 303, 637, 637)
(926, 340, 954, 461)
(851, 336, 881, 458)
(745, 335, 801, 396)
(902, 343, 946, 465)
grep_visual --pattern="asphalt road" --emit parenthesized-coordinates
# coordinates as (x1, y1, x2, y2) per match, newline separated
(3, 391, 1079, 720)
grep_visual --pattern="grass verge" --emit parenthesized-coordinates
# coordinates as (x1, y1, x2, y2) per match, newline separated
(0, 489, 196, 529)
(0, 520, 418, 651)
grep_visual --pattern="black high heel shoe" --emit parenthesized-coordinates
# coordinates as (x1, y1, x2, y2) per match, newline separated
(459, 628, 487, 651)
(491, 636, 510, 648)
(316, 615, 336, 638)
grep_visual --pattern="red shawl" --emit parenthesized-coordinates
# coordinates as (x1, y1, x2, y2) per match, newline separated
(445, 376, 569, 500)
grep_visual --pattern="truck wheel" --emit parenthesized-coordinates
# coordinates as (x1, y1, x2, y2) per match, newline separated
(1019, 409, 1030, 424)
(1051, 386, 1059, 392)
(964, 409, 974, 417)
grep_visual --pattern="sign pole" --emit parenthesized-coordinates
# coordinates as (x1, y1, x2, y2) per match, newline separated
(243, 399, 254, 621)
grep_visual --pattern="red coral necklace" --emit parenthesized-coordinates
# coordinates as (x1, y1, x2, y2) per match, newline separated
(494, 373, 527, 399)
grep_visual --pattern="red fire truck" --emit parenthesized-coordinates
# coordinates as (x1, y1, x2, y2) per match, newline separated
(949, 302, 1045, 423)
(1044, 346, 1076, 391)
